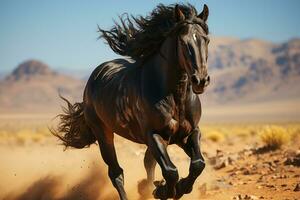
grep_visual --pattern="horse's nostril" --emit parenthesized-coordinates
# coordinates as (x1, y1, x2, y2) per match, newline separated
(191, 75, 200, 85)
(206, 75, 210, 82)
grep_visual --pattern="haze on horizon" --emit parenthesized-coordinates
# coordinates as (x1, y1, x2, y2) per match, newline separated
(1, 0, 300, 72)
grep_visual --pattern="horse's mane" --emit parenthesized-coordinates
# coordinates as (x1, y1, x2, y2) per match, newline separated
(98, 3, 208, 60)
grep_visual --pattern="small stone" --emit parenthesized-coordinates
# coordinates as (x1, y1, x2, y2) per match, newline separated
(271, 175, 278, 179)
(284, 158, 293, 165)
(284, 157, 300, 167)
(210, 184, 220, 190)
(230, 172, 237, 177)
(237, 181, 244, 185)
(208, 156, 217, 165)
(294, 183, 300, 192)
(198, 183, 207, 195)
(216, 178, 225, 182)
(214, 160, 227, 170)
(250, 195, 259, 200)
(232, 194, 259, 200)
(296, 150, 300, 157)
(280, 174, 288, 179)
(269, 166, 276, 172)
(244, 195, 251, 200)
(259, 171, 267, 175)
(266, 184, 275, 188)
(228, 156, 237, 164)
(243, 169, 251, 175)
(216, 149, 223, 156)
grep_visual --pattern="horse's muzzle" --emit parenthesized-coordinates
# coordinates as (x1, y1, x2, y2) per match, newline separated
(191, 74, 210, 94)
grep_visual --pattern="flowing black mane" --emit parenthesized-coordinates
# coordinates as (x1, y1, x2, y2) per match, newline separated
(98, 3, 208, 61)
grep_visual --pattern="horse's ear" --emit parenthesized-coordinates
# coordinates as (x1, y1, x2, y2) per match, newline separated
(174, 4, 185, 22)
(198, 4, 209, 22)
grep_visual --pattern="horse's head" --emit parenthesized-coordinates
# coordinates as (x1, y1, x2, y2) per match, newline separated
(175, 4, 210, 94)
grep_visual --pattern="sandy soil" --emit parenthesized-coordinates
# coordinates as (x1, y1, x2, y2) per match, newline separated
(0, 121, 299, 200)
(0, 136, 209, 200)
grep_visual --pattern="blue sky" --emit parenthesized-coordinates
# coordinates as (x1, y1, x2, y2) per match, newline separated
(1, 0, 300, 73)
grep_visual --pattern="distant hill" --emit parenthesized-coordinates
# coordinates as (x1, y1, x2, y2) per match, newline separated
(0, 60, 85, 113)
(0, 37, 299, 121)
(204, 37, 300, 105)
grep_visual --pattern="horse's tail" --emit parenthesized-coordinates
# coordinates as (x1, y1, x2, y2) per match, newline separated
(51, 96, 96, 149)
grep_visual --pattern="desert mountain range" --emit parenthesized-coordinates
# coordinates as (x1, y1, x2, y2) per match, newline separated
(0, 60, 84, 113)
(206, 37, 300, 104)
(0, 37, 299, 121)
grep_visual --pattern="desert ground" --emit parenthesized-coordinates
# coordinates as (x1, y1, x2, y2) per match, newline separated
(0, 115, 299, 200)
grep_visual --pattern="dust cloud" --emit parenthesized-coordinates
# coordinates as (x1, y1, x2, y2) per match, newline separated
(3, 165, 117, 200)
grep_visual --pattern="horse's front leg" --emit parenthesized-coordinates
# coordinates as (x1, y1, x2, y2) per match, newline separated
(147, 132, 179, 199)
(175, 127, 205, 199)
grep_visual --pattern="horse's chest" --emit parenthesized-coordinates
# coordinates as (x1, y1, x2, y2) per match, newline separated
(164, 118, 192, 143)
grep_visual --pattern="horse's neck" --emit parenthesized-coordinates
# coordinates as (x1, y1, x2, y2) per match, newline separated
(156, 37, 183, 91)
(156, 37, 190, 124)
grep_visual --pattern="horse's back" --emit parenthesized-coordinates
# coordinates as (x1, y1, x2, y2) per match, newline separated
(84, 58, 146, 143)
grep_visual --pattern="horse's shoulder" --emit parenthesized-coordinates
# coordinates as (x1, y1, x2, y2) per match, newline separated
(185, 92, 201, 128)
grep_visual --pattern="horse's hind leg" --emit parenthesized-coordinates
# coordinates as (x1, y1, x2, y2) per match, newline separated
(144, 148, 157, 183)
(138, 148, 157, 197)
(147, 132, 179, 199)
(91, 125, 128, 200)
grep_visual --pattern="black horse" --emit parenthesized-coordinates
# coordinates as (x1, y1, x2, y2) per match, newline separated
(53, 3, 210, 200)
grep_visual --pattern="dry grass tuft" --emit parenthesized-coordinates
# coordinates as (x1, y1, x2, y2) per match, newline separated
(205, 130, 224, 142)
(259, 125, 288, 150)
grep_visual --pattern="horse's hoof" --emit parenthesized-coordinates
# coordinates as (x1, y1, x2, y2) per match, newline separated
(175, 178, 193, 199)
(152, 181, 177, 200)
(152, 183, 168, 200)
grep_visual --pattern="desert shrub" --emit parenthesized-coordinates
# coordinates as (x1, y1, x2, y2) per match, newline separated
(236, 131, 249, 138)
(31, 134, 45, 143)
(14, 129, 47, 144)
(36, 127, 51, 136)
(205, 130, 224, 142)
(259, 125, 288, 149)
(15, 134, 27, 146)
(287, 125, 300, 137)
(249, 129, 257, 136)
